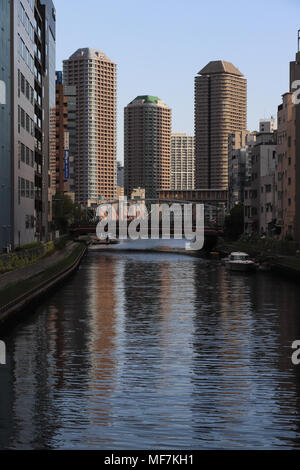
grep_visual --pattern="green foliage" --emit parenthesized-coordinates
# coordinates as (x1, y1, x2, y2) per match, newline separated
(224, 204, 244, 241)
(54, 235, 69, 250)
(15, 242, 42, 252)
(52, 193, 84, 233)
(220, 237, 300, 259)
(0, 241, 56, 274)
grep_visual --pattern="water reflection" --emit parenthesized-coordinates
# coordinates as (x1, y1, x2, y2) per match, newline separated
(87, 255, 117, 428)
(0, 252, 300, 449)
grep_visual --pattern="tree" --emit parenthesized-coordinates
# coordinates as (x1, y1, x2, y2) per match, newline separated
(224, 203, 244, 240)
(53, 193, 84, 232)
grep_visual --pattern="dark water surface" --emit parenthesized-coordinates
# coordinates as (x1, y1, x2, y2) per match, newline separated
(1, 249, 300, 449)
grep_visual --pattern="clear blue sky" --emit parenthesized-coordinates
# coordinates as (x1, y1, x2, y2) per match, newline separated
(55, 0, 300, 163)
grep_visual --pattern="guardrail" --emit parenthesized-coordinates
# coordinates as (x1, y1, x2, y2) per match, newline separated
(0, 245, 86, 320)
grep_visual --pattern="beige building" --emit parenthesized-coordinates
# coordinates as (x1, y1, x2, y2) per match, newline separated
(195, 60, 247, 190)
(244, 124, 277, 236)
(288, 36, 300, 241)
(276, 93, 296, 239)
(274, 33, 300, 242)
(124, 95, 171, 199)
(63, 48, 117, 206)
(50, 74, 75, 200)
(171, 133, 195, 190)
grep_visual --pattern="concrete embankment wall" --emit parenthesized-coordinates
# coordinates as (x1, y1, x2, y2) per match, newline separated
(0, 244, 87, 329)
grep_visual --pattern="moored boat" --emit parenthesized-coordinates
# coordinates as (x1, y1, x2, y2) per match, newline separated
(225, 252, 256, 272)
(90, 235, 120, 247)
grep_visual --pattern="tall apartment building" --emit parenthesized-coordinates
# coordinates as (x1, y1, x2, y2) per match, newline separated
(171, 133, 195, 190)
(244, 123, 277, 236)
(195, 60, 247, 190)
(0, 0, 55, 251)
(50, 71, 76, 200)
(63, 48, 117, 206)
(228, 130, 256, 211)
(124, 95, 171, 199)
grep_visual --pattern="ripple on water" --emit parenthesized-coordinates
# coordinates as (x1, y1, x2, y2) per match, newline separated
(1, 252, 300, 449)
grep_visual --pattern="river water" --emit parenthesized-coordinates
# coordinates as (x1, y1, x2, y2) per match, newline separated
(1, 245, 300, 449)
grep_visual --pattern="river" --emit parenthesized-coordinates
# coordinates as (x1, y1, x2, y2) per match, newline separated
(1, 246, 300, 449)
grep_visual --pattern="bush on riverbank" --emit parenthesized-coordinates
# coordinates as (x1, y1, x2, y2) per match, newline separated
(54, 234, 70, 250)
(15, 242, 42, 252)
(0, 241, 56, 274)
(218, 236, 300, 260)
(237, 236, 300, 256)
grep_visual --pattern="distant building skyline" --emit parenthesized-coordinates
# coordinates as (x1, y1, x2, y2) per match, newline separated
(54, 0, 300, 163)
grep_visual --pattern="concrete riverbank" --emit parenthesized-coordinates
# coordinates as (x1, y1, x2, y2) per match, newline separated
(0, 241, 87, 328)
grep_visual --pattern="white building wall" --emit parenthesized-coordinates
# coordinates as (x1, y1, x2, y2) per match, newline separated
(13, 0, 36, 247)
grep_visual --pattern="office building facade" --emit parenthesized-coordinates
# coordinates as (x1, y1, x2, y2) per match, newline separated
(50, 71, 75, 200)
(0, 0, 55, 250)
(171, 133, 195, 190)
(0, 0, 12, 251)
(228, 131, 256, 211)
(244, 125, 277, 235)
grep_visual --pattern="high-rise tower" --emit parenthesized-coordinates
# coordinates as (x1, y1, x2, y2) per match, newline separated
(124, 95, 171, 199)
(194, 60, 247, 190)
(63, 48, 117, 206)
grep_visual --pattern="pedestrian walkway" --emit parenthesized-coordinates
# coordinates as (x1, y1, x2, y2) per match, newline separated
(0, 242, 76, 291)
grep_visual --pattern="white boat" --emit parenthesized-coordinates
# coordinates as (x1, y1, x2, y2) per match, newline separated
(90, 235, 120, 247)
(225, 252, 256, 272)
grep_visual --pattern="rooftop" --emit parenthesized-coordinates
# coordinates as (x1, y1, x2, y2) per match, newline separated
(128, 95, 170, 108)
(130, 95, 161, 104)
(68, 48, 112, 61)
(198, 60, 244, 77)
